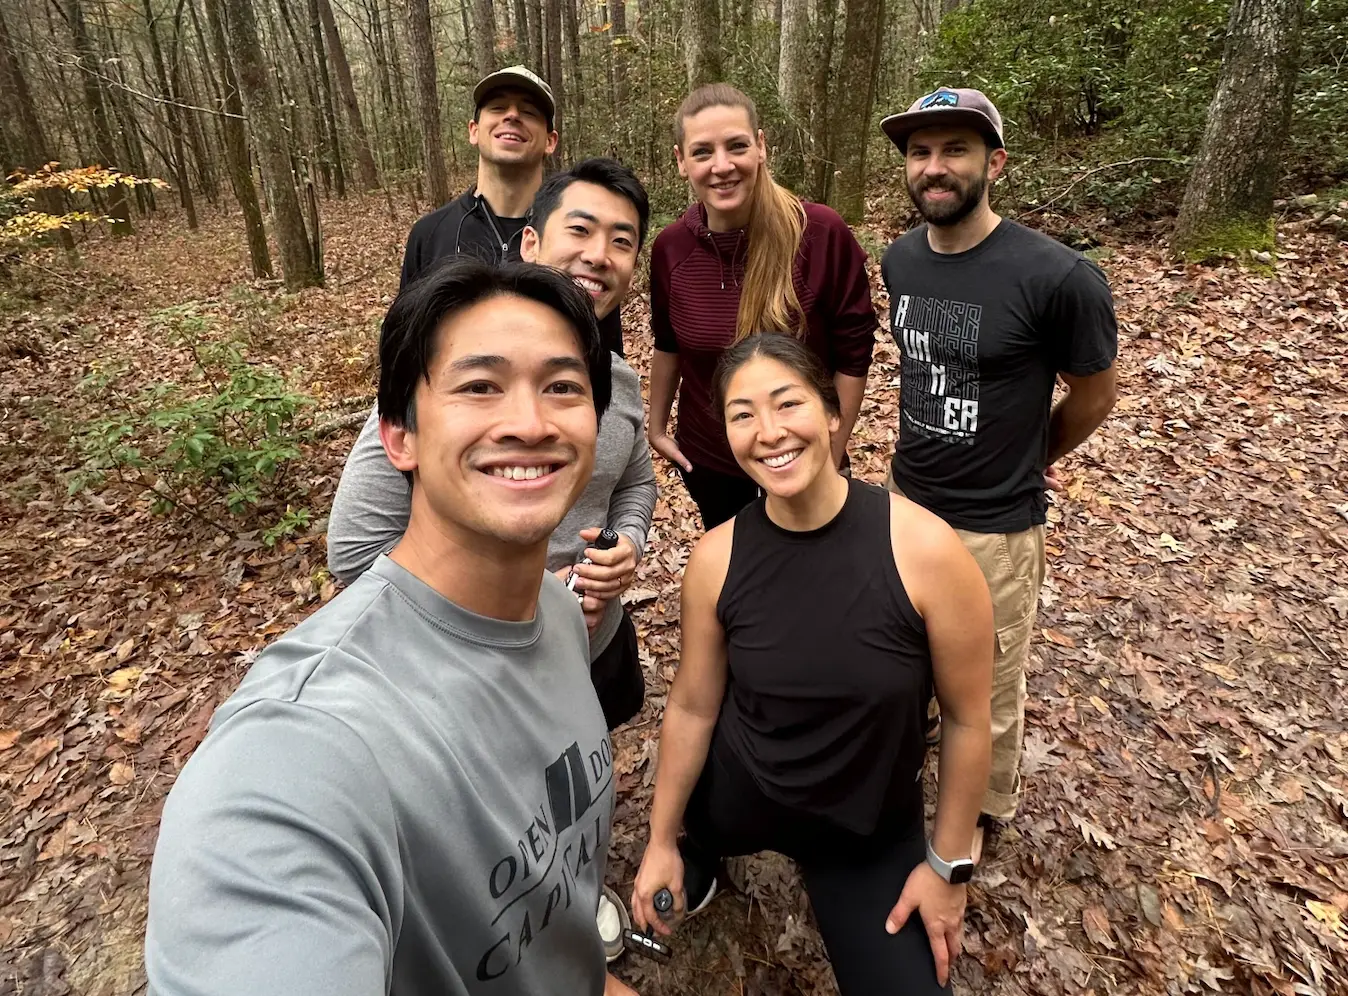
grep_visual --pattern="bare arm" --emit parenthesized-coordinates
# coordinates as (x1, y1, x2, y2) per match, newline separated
(647, 349, 692, 472)
(631, 526, 732, 931)
(831, 372, 866, 469)
(1047, 365, 1118, 466)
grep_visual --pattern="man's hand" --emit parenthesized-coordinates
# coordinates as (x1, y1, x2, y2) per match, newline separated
(605, 971, 639, 995)
(1044, 464, 1064, 492)
(568, 530, 640, 603)
(631, 839, 685, 937)
(885, 862, 967, 987)
(648, 430, 693, 473)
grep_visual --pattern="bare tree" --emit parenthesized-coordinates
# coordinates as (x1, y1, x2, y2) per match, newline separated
(203, 0, 271, 276)
(473, 0, 496, 77)
(223, 0, 322, 288)
(826, 0, 885, 222)
(315, 0, 379, 190)
(308, 0, 346, 197)
(143, 0, 198, 228)
(544, 0, 563, 158)
(777, 0, 811, 188)
(67, 0, 133, 235)
(405, 0, 450, 206)
(808, 0, 838, 201)
(684, 0, 722, 88)
(1173, 0, 1305, 258)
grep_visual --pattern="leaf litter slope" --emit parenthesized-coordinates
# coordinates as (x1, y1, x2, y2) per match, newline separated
(0, 200, 1344, 996)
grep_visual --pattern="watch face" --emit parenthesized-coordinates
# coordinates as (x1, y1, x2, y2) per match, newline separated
(950, 861, 975, 885)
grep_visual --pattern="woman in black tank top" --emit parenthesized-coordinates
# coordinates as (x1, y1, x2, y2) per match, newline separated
(630, 335, 995, 994)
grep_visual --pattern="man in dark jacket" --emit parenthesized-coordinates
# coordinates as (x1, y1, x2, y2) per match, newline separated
(400, 65, 556, 287)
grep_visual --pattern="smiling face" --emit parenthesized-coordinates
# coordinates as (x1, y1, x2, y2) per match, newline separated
(520, 181, 640, 321)
(469, 87, 558, 167)
(675, 105, 766, 230)
(904, 125, 1006, 227)
(722, 355, 840, 499)
(381, 294, 597, 550)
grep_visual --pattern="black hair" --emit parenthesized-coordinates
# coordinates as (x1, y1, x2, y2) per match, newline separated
(378, 258, 610, 436)
(530, 158, 651, 249)
(712, 333, 841, 422)
(473, 86, 555, 131)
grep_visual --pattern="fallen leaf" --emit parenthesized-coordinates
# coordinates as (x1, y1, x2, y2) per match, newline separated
(1089, 695, 1112, 717)
(1138, 884, 1162, 926)
(0, 729, 19, 750)
(1070, 812, 1118, 850)
(115, 637, 135, 662)
(1043, 627, 1077, 648)
(1082, 905, 1115, 949)
(104, 666, 142, 694)
(109, 761, 134, 785)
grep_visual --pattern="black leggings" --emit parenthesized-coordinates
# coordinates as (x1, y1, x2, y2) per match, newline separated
(590, 606, 644, 730)
(678, 465, 760, 530)
(684, 732, 950, 996)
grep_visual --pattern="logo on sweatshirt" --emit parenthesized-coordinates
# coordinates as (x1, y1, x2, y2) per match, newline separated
(475, 736, 614, 983)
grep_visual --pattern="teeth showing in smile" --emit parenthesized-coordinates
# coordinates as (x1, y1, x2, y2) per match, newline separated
(488, 465, 556, 480)
(573, 276, 605, 293)
(762, 450, 801, 469)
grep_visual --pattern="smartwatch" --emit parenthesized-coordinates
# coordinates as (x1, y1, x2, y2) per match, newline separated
(925, 840, 975, 884)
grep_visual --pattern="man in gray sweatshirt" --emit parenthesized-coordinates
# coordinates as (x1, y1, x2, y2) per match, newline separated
(145, 260, 639, 996)
(328, 159, 656, 734)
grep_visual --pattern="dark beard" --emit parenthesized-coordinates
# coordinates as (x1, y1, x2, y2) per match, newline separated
(907, 170, 987, 227)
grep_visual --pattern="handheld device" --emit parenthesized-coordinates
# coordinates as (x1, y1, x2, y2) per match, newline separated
(565, 527, 620, 595)
(620, 888, 677, 963)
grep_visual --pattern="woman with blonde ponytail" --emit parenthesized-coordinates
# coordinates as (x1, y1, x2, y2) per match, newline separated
(647, 83, 878, 529)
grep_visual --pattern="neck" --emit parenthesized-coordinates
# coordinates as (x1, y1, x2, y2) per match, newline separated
(925, 201, 1002, 255)
(475, 159, 543, 219)
(704, 199, 750, 233)
(763, 467, 850, 532)
(388, 495, 548, 622)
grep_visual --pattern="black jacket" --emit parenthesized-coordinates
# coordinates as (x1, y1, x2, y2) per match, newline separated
(400, 187, 530, 289)
(398, 186, 625, 357)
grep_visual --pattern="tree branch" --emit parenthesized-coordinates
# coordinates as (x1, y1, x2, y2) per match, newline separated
(1016, 157, 1187, 218)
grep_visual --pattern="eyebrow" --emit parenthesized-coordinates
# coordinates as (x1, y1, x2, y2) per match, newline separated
(449, 354, 588, 375)
(726, 385, 797, 406)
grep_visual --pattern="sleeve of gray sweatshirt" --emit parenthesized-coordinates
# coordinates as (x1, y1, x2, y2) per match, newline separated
(605, 358, 658, 560)
(326, 407, 409, 584)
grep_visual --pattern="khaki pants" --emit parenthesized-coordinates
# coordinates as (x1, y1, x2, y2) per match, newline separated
(886, 473, 1045, 820)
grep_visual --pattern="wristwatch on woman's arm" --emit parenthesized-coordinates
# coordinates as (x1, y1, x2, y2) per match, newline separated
(925, 840, 975, 884)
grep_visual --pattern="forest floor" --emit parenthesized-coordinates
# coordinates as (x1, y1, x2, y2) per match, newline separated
(1, 194, 1346, 996)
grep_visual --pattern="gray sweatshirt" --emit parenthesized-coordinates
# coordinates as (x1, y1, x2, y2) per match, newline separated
(327, 354, 656, 659)
(145, 557, 614, 996)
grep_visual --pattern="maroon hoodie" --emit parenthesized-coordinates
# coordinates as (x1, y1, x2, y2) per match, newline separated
(651, 201, 878, 477)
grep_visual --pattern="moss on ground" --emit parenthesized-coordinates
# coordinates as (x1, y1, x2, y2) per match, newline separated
(1173, 215, 1276, 272)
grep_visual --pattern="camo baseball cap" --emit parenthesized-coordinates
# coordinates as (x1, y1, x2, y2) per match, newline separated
(880, 88, 1005, 154)
(472, 65, 556, 128)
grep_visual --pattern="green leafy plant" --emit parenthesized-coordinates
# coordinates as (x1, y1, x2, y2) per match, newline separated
(69, 304, 313, 533)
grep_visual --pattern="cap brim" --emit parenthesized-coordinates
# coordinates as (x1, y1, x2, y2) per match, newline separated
(880, 109, 1004, 152)
(473, 73, 556, 123)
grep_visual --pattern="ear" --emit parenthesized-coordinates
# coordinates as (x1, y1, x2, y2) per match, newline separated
(756, 129, 767, 162)
(379, 416, 419, 475)
(987, 148, 1008, 182)
(545, 130, 559, 156)
(828, 410, 842, 435)
(468, 119, 481, 148)
(521, 225, 541, 262)
(674, 145, 688, 179)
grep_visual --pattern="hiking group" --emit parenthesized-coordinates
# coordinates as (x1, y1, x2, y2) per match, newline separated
(142, 65, 1119, 996)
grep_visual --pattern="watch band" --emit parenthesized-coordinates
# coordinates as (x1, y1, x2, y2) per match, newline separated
(926, 839, 975, 884)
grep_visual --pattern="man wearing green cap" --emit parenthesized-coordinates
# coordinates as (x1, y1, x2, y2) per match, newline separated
(878, 88, 1120, 864)
(401, 67, 554, 276)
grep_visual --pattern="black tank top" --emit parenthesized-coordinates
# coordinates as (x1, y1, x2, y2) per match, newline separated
(715, 479, 932, 835)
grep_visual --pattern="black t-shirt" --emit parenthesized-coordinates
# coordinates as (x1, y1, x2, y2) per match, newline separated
(882, 220, 1117, 533)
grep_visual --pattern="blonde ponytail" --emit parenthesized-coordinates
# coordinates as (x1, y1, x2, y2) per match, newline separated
(675, 84, 808, 343)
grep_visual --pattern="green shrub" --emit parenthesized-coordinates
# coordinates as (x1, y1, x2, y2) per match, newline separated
(69, 303, 313, 535)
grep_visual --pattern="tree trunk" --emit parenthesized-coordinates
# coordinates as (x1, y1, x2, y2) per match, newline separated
(776, 0, 810, 188)
(204, 0, 272, 276)
(1172, 0, 1305, 259)
(316, 0, 379, 189)
(223, 0, 322, 288)
(473, 0, 496, 77)
(544, 0, 563, 159)
(0, 4, 74, 250)
(144, 0, 199, 228)
(308, 0, 346, 196)
(827, 0, 884, 223)
(276, 0, 330, 194)
(527, 0, 543, 69)
(684, 0, 721, 88)
(808, 0, 838, 202)
(611, 0, 628, 145)
(405, 0, 450, 207)
(512, 0, 529, 61)
(68, 0, 133, 234)
(562, 0, 583, 150)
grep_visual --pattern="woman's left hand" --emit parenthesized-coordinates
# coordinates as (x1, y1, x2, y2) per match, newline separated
(885, 862, 967, 987)
(568, 530, 640, 601)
